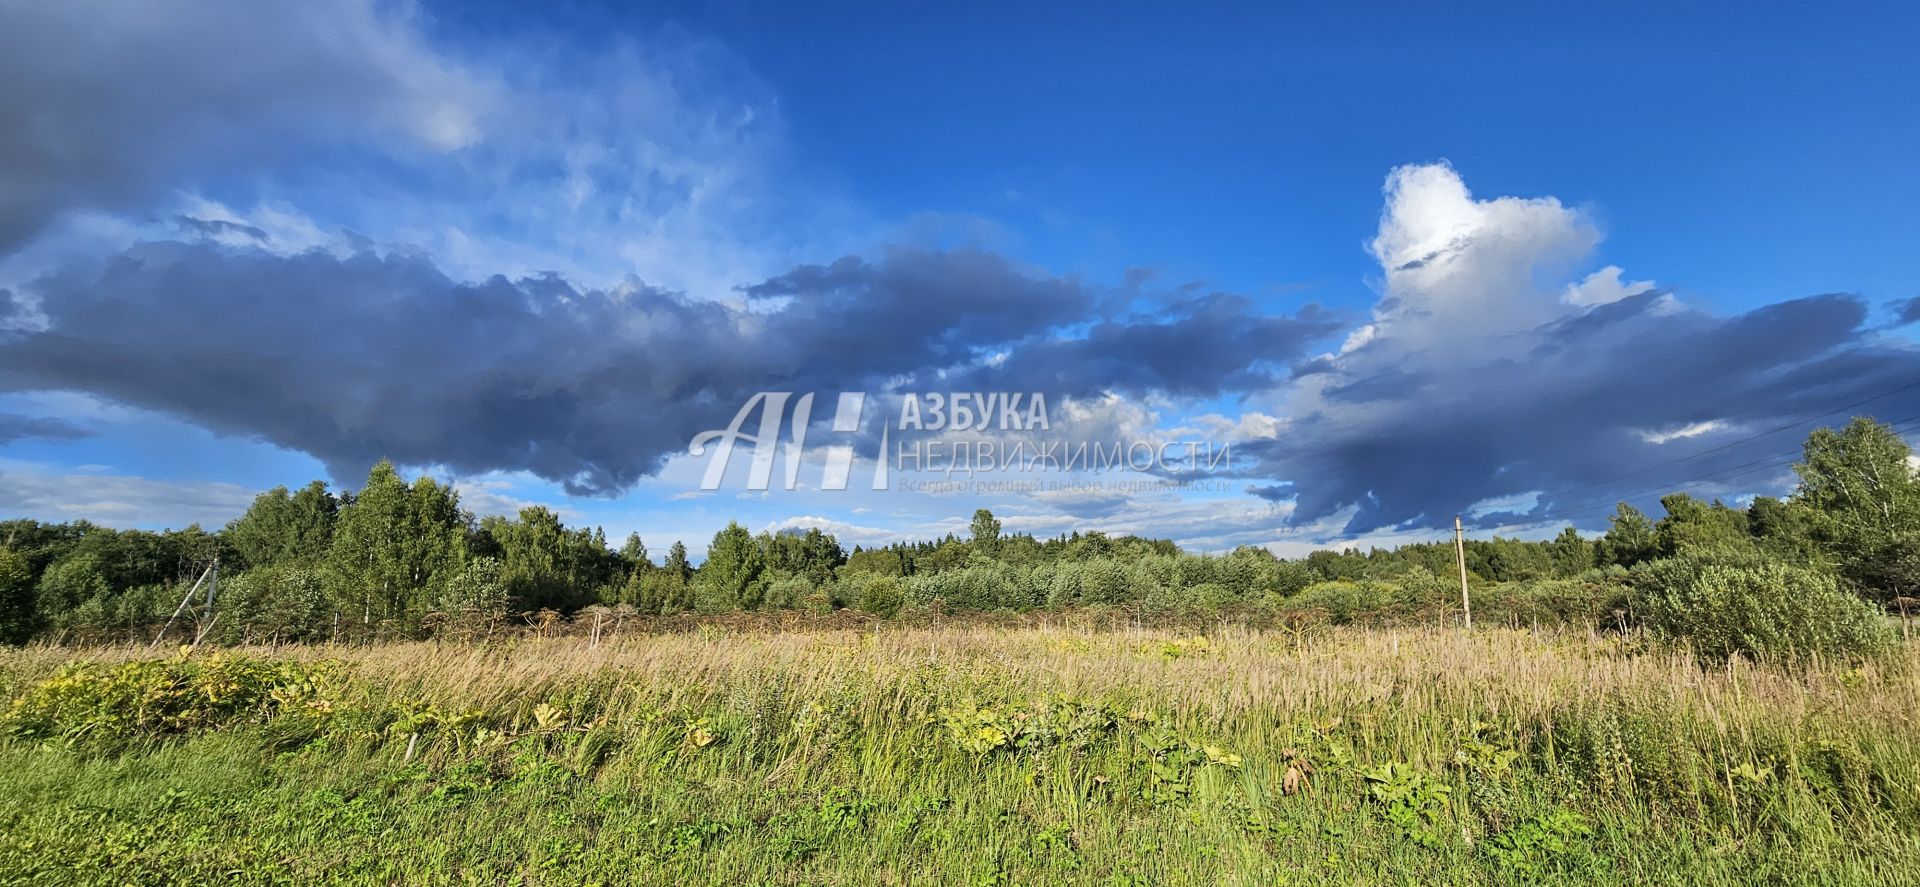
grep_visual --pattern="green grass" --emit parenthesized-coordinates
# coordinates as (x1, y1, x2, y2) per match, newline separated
(1, 626, 1917, 885)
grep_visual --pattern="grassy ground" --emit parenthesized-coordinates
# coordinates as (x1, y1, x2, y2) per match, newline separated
(0, 625, 1916, 885)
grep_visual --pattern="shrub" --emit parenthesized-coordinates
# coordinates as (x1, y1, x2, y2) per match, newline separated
(34, 554, 111, 631)
(1472, 577, 1624, 628)
(850, 575, 904, 618)
(1170, 555, 1219, 591)
(1040, 562, 1084, 608)
(693, 578, 744, 614)
(763, 575, 815, 610)
(1139, 581, 1234, 617)
(1636, 559, 1893, 665)
(906, 562, 1037, 611)
(1, 653, 337, 741)
(220, 564, 335, 643)
(1185, 582, 1234, 614)
(626, 569, 691, 614)
(1283, 581, 1387, 625)
(1081, 558, 1130, 604)
(799, 590, 836, 615)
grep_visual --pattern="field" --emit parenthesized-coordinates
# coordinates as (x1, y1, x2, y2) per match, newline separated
(1, 623, 1917, 885)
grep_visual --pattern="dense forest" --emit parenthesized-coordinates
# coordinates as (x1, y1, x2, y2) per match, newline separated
(2, 418, 1915, 657)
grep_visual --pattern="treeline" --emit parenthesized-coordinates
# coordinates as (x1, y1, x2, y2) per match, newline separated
(1, 418, 1915, 655)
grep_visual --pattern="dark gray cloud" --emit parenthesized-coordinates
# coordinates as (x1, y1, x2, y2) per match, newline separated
(742, 253, 1100, 377)
(0, 240, 1325, 494)
(0, 0, 477, 253)
(1030, 488, 1138, 519)
(1245, 483, 1294, 503)
(1238, 291, 1920, 534)
(955, 293, 1344, 398)
(175, 216, 269, 242)
(1895, 296, 1920, 327)
(1199, 163, 1920, 538)
(0, 413, 92, 444)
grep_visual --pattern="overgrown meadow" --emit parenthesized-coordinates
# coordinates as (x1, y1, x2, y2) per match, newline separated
(1, 418, 1917, 883)
(2, 624, 1916, 885)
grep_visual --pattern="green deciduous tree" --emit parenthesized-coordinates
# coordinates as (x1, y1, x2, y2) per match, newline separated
(1547, 527, 1596, 578)
(764, 527, 845, 586)
(1597, 504, 1659, 567)
(480, 506, 615, 612)
(225, 480, 338, 569)
(327, 461, 468, 635)
(970, 508, 1001, 554)
(0, 547, 36, 644)
(1653, 493, 1753, 559)
(1746, 495, 1821, 565)
(844, 545, 909, 577)
(1793, 417, 1920, 602)
(695, 523, 766, 612)
(620, 533, 650, 570)
(663, 541, 693, 582)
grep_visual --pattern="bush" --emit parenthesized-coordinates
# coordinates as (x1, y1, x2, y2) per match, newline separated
(34, 554, 111, 632)
(221, 565, 335, 643)
(848, 575, 904, 618)
(906, 562, 1037, 611)
(1636, 559, 1892, 665)
(693, 578, 742, 615)
(1195, 581, 1237, 612)
(763, 575, 815, 610)
(1, 653, 336, 741)
(1472, 577, 1625, 628)
(1283, 581, 1392, 625)
(1137, 581, 1225, 617)
(799, 590, 835, 615)
(625, 570, 691, 614)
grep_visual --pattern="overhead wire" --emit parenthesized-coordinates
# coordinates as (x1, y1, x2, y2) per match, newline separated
(1523, 412, 1920, 525)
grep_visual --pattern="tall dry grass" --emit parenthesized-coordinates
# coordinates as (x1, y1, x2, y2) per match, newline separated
(4, 625, 1918, 884)
(15, 624, 1913, 748)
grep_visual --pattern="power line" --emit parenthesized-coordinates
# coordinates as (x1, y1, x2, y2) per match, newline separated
(1528, 377, 1920, 506)
(1527, 413, 1920, 525)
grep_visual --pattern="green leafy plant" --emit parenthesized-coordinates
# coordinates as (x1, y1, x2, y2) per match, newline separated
(1361, 762, 1453, 848)
(1483, 809, 1603, 878)
(1136, 725, 1242, 805)
(1636, 559, 1893, 665)
(1, 652, 338, 742)
(937, 695, 1123, 756)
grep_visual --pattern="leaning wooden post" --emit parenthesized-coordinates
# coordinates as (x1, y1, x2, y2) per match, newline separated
(149, 562, 213, 650)
(1453, 515, 1472, 630)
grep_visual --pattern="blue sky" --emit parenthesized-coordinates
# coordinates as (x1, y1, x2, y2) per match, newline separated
(441, 1, 1920, 305)
(1, 1, 1917, 557)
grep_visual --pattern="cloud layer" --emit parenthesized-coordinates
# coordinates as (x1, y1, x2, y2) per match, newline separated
(1233, 163, 1920, 533)
(0, 464, 258, 529)
(0, 240, 1331, 495)
(0, 0, 480, 253)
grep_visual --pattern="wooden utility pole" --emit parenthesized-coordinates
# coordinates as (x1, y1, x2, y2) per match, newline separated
(1453, 516, 1472, 629)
